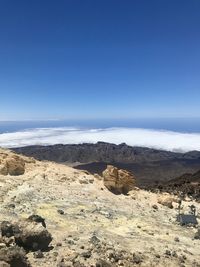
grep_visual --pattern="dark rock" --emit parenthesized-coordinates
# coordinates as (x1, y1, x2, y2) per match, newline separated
(57, 210, 65, 215)
(14, 221, 52, 251)
(7, 204, 15, 209)
(90, 235, 100, 245)
(165, 250, 171, 256)
(73, 262, 85, 267)
(1, 222, 20, 238)
(171, 251, 178, 258)
(0, 246, 31, 267)
(194, 229, 200, 239)
(13, 143, 200, 190)
(81, 251, 91, 259)
(96, 259, 112, 267)
(174, 237, 180, 242)
(132, 253, 142, 264)
(67, 240, 75, 245)
(152, 204, 158, 210)
(57, 263, 68, 267)
(179, 254, 187, 263)
(33, 250, 44, 259)
(28, 215, 46, 228)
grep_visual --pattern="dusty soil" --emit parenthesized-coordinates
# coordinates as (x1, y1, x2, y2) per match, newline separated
(0, 148, 200, 267)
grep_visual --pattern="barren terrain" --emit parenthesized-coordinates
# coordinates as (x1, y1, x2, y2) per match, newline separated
(0, 148, 200, 267)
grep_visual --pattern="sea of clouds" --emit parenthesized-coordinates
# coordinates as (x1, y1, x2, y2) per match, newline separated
(0, 127, 200, 152)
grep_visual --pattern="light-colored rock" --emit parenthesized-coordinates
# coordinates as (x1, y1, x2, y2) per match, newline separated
(6, 156, 25, 176)
(79, 177, 89, 184)
(0, 152, 25, 176)
(102, 165, 135, 194)
(157, 194, 177, 209)
(94, 173, 103, 180)
(0, 261, 10, 267)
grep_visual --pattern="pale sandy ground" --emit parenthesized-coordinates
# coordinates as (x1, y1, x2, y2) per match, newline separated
(0, 149, 200, 267)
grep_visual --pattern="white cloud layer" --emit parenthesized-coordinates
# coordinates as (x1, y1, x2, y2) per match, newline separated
(0, 127, 200, 152)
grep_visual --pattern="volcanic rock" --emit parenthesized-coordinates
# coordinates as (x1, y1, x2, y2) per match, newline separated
(194, 229, 200, 240)
(0, 246, 31, 267)
(102, 165, 135, 194)
(0, 152, 25, 176)
(157, 194, 177, 209)
(0, 219, 52, 252)
(14, 220, 52, 251)
(1, 221, 18, 238)
(27, 215, 46, 228)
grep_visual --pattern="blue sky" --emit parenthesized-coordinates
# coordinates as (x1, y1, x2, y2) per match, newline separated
(0, 0, 200, 120)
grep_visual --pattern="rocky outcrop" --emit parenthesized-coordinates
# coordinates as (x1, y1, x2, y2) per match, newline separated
(102, 165, 135, 194)
(14, 220, 52, 251)
(1, 216, 52, 252)
(0, 151, 25, 176)
(14, 142, 196, 163)
(157, 194, 178, 209)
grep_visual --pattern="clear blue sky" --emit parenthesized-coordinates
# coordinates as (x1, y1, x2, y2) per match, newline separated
(0, 0, 200, 120)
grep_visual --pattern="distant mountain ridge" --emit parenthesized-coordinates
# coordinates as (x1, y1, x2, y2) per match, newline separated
(13, 142, 200, 185)
(13, 142, 200, 163)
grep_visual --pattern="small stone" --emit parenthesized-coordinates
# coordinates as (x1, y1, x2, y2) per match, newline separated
(57, 210, 64, 215)
(171, 251, 178, 258)
(174, 237, 180, 242)
(67, 240, 75, 245)
(152, 204, 158, 210)
(81, 251, 91, 259)
(165, 250, 171, 256)
(132, 253, 142, 264)
(88, 177, 94, 183)
(53, 251, 59, 257)
(194, 229, 200, 240)
(96, 259, 112, 267)
(28, 214, 46, 228)
(33, 250, 44, 259)
(0, 243, 6, 249)
(90, 235, 100, 245)
(7, 204, 15, 209)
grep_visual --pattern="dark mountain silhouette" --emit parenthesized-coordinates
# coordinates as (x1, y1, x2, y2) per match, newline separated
(13, 142, 200, 186)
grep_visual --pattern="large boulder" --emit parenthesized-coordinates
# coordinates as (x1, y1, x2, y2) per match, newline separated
(0, 217, 52, 252)
(102, 165, 135, 194)
(0, 153, 25, 176)
(14, 220, 52, 251)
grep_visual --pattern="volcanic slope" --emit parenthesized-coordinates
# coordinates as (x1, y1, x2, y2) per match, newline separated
(0, 148, 200, 267)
